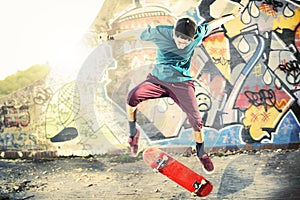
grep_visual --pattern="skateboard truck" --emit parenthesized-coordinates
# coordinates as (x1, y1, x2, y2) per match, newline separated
(153, 155, 168, 173)
(191, 179, 207, 196)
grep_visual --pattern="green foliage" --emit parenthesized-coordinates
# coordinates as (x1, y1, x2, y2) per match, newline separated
(0, 64, 51, 97)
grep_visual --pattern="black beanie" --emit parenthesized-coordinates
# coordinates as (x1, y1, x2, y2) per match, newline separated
(175, 18, 196, 39)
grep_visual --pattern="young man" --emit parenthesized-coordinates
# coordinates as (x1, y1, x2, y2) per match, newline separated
(126, 8, 243, 174)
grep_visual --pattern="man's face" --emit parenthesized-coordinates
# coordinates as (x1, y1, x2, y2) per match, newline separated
(173, 34, 192, 49)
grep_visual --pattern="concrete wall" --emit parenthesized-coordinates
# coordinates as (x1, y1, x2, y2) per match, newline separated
(0, 0, 299, 158)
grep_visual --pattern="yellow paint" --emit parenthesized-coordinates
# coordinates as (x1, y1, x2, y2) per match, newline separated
(272, 9, 300, 30)
(204, 34, 231, 82)
(243, 99, 287, 141)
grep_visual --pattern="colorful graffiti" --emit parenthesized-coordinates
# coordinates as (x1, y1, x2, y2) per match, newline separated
(0, 84, 51, 152)
(0, 0, 299, 157)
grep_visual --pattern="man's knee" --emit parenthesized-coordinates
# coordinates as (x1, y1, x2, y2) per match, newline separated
(190, 118, 203, 132)
(126, 91, 138, 107)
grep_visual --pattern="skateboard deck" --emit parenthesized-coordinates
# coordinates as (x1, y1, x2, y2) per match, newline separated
(143, 147, 213, 197)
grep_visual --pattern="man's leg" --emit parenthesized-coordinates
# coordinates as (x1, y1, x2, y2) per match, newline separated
(194, 129, 205, 156)
(127, 105, 137, 138)
(127, 104, 140, 156)
(166, 81, 214, 173)
(126, 75, 167, 155)
(194, 129, 214, 174)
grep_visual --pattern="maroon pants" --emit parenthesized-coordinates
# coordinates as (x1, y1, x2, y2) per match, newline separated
(126, 74, 203, 131)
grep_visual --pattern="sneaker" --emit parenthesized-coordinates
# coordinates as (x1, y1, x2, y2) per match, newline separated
(128, 129, 140, 156)
(199, 154, 214, 174)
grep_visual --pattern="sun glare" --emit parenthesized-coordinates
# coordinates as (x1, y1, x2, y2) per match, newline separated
(0, 0, 104, 80)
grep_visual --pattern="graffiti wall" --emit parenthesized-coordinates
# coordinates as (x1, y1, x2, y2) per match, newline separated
(0, 0, 299, 157)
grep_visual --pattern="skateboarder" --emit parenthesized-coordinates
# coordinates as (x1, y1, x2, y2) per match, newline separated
(127, 8, 243, 174)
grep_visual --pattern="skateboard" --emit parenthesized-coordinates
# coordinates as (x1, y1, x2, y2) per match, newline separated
(143, 147, 213, 197)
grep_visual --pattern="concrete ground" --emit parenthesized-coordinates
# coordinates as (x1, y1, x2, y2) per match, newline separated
(0, 148, 300, 200)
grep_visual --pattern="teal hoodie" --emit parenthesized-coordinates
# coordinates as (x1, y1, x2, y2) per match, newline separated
(140, 23, 210, 82)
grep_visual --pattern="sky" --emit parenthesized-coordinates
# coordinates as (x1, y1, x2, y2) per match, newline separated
(0, 0, 104, 80)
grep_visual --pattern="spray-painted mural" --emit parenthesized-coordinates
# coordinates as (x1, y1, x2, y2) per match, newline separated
(0, 0, 299, 157)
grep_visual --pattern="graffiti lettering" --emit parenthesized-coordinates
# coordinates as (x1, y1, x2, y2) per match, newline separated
(278, 60, 300, 85)
(256, 0, 283, 11)
(0, 105, 30, 131)
(2, 106, 18, 127)
(212, 56, 231, 66)
(33, 87, 53, 105)
(244, 89, 281, 112)
(0, 132, 37, 149)
(19, 105, 30, 127)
